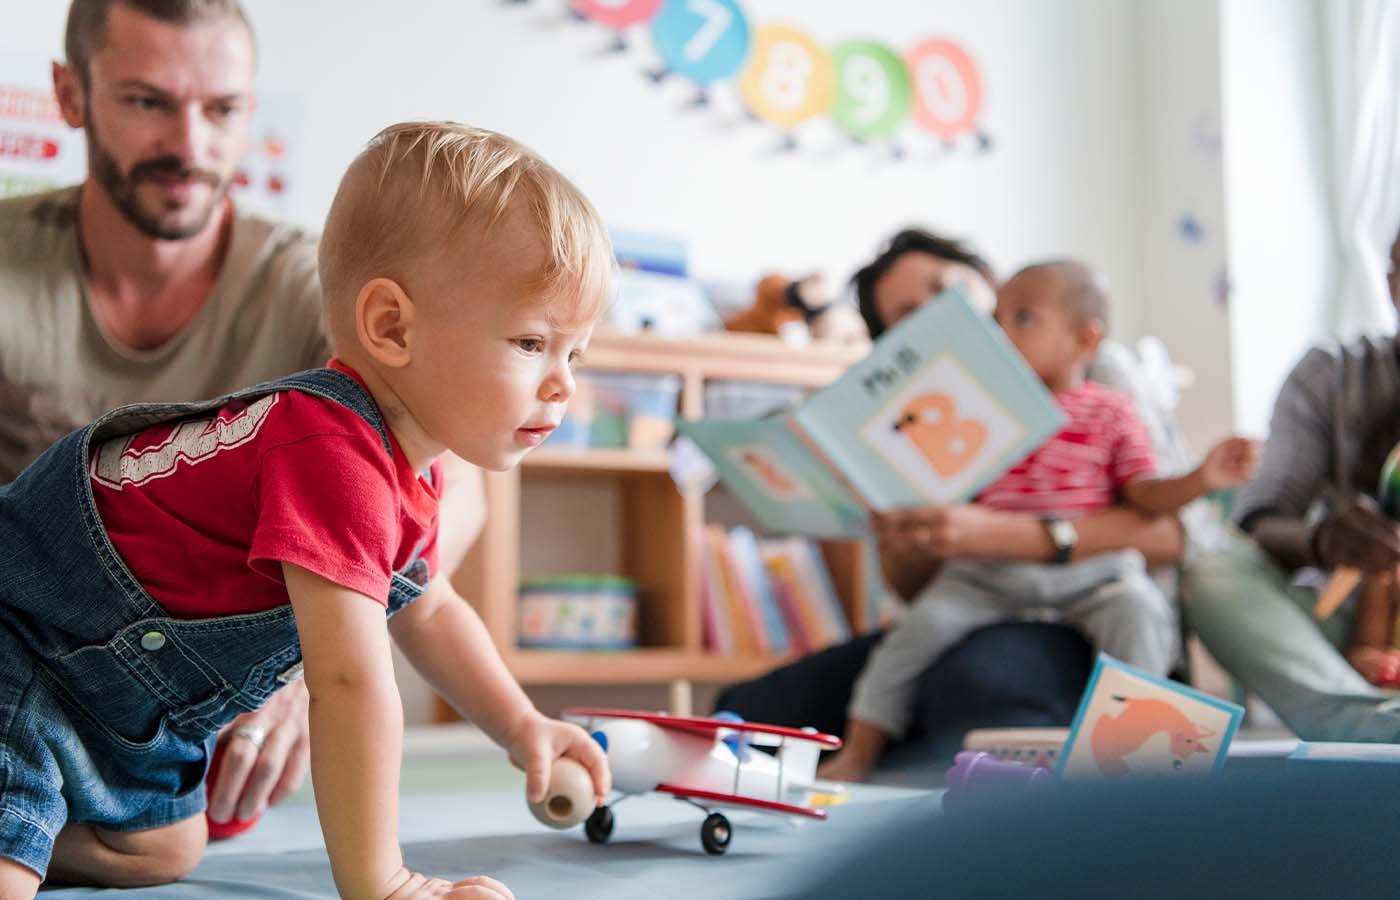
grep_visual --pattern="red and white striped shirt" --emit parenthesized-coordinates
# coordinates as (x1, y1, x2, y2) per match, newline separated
(976, 381, 1157, 517)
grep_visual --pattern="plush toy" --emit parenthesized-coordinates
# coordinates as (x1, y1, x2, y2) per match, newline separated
(725, 273, 870, 348)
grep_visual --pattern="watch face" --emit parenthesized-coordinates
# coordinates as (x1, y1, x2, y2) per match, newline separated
(1049, 519, 1077, 548)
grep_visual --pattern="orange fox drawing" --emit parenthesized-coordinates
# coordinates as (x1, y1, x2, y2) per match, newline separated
(1089, 695, 1214, 776)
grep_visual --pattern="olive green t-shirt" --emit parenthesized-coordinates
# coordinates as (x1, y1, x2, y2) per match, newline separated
(0, 187, 329, 482)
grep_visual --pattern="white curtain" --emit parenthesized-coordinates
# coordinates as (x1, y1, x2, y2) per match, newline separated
(1322, 0, 1400, 339)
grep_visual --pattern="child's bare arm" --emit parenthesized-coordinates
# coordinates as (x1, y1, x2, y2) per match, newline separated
(1122, 436, 1259, 516)
(282, 563, 412, 899)
(389, 576, 611, 803)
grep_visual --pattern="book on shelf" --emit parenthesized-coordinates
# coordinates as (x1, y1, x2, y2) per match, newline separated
(698, 526, 850, 655)
(675, 289, 1065, 537)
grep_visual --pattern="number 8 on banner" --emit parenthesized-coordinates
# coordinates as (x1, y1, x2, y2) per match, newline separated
(830, 40, 911, 140)
(738, 25, 835, 129)
(906, 38, 983, 141)
(650, 0, 752, 85)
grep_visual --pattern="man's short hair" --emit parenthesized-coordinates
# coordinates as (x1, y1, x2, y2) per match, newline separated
(65, 0, 254, 82)
(852, 228, 994, 339)
(319, 121, 613, 345)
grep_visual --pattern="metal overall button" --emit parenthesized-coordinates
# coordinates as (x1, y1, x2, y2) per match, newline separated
(139, 631, 166, 651)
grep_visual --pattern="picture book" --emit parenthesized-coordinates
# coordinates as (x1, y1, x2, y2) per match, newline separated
(675, 289, 1066, 537)
(1057, 654, 1244, 779)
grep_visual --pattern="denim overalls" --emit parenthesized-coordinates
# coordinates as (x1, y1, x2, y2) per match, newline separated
(0, 368, 429, 878)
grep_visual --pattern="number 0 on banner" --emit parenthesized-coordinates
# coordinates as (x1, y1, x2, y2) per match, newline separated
(906, 38, 982, 140)
(738, 24, 835, 129)
(650, 0, 752, 86)
(570, 0, 664, 30)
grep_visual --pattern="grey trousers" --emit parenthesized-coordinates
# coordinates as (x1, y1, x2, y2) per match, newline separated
(1181, 532, 1400, 742)
(850, 550, 1177, 739)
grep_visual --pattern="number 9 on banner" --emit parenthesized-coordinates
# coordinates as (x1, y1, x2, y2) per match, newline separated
(830, 40, 911, 140)
(650, 0, 751, 86)
(906, 38, 983, 140)
(738, 25, 835, 129)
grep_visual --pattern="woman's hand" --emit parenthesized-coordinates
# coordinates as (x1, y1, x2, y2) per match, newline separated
(873, 505, 1018, 560)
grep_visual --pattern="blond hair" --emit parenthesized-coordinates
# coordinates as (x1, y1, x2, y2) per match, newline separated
(318, 121, 612, 344)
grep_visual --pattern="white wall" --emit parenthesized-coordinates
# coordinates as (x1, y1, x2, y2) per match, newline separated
(1133, 0, 1234, 447)
(1221, 0, 1334, 437)
(4, 0, 1148, 337)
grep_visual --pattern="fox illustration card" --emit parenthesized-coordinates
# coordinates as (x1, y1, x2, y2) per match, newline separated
(1058, 654, 1244, 778)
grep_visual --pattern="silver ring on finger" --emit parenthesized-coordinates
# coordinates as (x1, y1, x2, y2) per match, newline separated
(233, 723, 267, 750)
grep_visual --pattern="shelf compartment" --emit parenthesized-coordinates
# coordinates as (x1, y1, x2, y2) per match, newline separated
(506, 648, 795, 685)
(524, 447, 671, 474)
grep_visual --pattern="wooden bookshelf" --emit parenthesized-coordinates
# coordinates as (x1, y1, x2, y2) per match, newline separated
(436, 330, 868, 719)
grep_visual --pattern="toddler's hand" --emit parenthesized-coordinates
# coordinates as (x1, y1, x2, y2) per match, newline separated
(1201, 436, 1259, 490)
(382, 869, 514, 900)
(505, 711, 611, 805)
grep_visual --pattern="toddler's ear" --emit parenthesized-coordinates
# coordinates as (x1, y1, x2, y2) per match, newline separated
(1078, 318, 1105, 355)
(355, 277, 416, 368)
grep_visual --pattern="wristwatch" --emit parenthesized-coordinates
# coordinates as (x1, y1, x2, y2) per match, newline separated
(1041, 516, 1078, 565)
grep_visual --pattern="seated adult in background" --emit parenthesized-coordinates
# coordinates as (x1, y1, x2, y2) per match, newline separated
(1180, 224, 1400, 741)
(0, 0, 483, 832)
(714, 229, 1185, 767)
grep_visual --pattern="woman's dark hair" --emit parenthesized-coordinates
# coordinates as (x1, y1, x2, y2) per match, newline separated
(852, 228, 993, 338)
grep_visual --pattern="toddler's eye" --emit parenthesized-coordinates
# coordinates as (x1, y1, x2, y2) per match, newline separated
(568, 349, 584, 368)
(515, 338, 544, 353)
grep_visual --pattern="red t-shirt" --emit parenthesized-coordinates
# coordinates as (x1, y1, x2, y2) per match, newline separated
(975, 381, 1157, 517)
(90, 361, 441, 618)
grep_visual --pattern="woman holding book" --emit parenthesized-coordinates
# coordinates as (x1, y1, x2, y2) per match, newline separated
(714, 228, 1185, 768)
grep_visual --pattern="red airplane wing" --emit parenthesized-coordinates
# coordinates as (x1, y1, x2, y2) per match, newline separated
(565, 707, 841, 749)
(654, 783, 828, 820)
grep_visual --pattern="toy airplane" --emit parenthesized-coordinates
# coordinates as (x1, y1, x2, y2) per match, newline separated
(563, 707, 843, 855)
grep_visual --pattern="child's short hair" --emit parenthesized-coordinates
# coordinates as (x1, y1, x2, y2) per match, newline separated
(318, 121, 612, 345)
(1010, 260, 1110, 328)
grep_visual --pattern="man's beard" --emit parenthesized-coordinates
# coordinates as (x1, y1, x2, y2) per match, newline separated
(86, 121, 229, 241)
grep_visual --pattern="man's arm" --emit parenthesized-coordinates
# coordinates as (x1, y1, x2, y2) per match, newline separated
(1233, 348, 1337, 571)
(1252, 497, 1400, 575)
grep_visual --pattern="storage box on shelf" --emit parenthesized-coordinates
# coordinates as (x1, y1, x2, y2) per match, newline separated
(436, 331, 868, 720)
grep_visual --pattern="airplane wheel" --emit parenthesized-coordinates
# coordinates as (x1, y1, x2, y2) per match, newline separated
(700, 812, 731, 856)
(585, 805, 614, 844)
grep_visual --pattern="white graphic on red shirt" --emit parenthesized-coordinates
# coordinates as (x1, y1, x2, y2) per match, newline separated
(91, 394, 280, 489)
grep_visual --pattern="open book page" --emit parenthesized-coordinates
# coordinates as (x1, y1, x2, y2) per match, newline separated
(794, 290, 1066, 510)
(675, 416, 868, 537)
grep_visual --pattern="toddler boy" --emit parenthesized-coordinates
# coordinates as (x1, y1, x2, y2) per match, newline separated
(0, 121, 613, 899)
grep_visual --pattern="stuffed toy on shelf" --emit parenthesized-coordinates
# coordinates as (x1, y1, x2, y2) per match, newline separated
(725, 273, 869, 348)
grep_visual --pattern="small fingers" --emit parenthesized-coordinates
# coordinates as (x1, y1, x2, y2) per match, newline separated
(570, 734, 611, 799)
(525, 748, 550, 805)
(451, 875, 515, 900)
